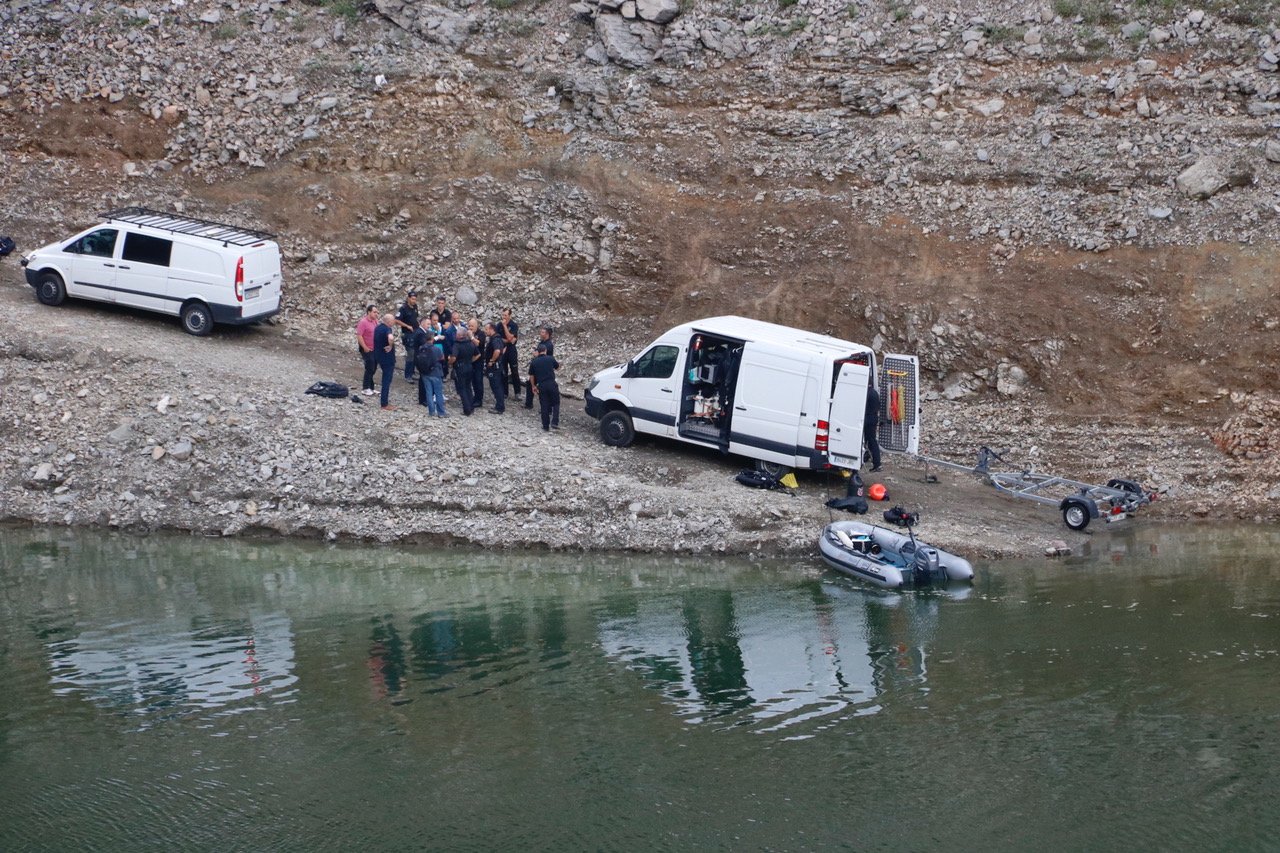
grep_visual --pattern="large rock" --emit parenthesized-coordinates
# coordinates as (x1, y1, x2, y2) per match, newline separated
(1176, 155, 1253, 199)
(594, 15, 660, 68)
(373, 0, 473, 49)
(635, 0, 678, 24)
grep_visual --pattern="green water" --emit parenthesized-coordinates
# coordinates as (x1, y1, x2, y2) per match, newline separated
(0, 526, 1277, 850)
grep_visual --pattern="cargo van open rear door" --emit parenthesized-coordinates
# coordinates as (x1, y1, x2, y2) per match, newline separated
(878, 354, 920, 455)
(827, 361, 870, 470)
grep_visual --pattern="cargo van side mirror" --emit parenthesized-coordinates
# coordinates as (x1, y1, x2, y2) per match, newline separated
(622, 359, 636, 378)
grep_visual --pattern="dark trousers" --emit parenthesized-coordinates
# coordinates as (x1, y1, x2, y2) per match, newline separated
(487, 367, 506, 412)
(403, 343, 417, 380)
(453, 370, 475, 415)
(360, 349, 376, 391)
(471, 367, 484, 407)
(378, 357, 395, 407)
(503, 348, 521, 397)
(538, 384, 560, 430)
(864, 420, 881, 468)
(524, 371, 535, 408)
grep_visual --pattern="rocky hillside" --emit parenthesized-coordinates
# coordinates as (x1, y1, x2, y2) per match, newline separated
(2, 0, 1278, 520)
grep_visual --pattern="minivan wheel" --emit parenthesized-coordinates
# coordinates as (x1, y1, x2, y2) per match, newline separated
(600, 410, 635, 447)
(180, 302, 214, 336)
(35, 271, 66, 306)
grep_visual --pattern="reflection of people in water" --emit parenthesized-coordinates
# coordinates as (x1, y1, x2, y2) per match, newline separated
(368, 618, 409, 699)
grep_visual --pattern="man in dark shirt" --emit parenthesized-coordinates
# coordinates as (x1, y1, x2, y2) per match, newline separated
(864, 383, 882, 472)
(467, 318, 486, 409)
(497, 308, 520, 398)
(395, 291, 421, 382)
(373, 313, 398, 410)
(434, 295, 453, 327)
(528, 342, 560, 431)
(449, 329, 477, 416)
(525, 325, 554, 409)
(484, 322, 507, 414)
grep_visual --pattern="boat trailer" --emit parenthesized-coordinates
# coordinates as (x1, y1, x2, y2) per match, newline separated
(910, 447, 1160, 531)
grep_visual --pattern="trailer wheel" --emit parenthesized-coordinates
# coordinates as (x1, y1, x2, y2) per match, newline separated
(1062, 499, 1091, 532)
(600, 410, 635, 448)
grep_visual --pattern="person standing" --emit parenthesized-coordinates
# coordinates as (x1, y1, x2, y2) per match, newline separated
(525, 325, 554, 409)
(450, 328, 477, 416)
(417, 335, 446, 417)
(395, 291, 421, 382)
(440, 317, 457, 382)
(355, 304, 378, 397)
(528, 341, 561, 431)
(864, 382, 882, 472)
(408, 324, 432, 407)
(434, 295, 453, 327)
(484, 321, 507, 414)
(374, 313, 398, 410)
(468, 318, 486, 409)
(497, 308, 520, 398)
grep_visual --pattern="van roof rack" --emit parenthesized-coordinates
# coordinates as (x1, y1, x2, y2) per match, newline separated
(100, 206, 276, 247)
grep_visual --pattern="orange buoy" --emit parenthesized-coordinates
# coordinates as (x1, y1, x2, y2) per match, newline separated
(868, 483, 888, 501)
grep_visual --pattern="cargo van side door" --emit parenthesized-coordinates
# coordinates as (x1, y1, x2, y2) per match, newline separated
(877, 354, 921, 455)
(827, 361, 870, 469)
(728, 342, 811, 467)
(624, 344, 681, 437)
(116, 232, 175, 314)
(66, 228, 120, 302)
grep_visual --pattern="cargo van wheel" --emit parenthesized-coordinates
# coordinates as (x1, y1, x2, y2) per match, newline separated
(600, 410, 635, 447)
(755, 460, 792, 479)
(180, 302, 214, 336)
(35, 271, 66, 306)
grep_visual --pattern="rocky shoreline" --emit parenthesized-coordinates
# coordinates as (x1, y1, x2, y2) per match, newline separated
(2, 274, 1275, 562)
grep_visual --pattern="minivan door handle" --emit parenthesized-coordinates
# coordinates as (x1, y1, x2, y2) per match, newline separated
(117, 265, 131, 270)
(660, 388, 671, 393)
(735, 405, 747, 411)
(103, 263, 116, 267)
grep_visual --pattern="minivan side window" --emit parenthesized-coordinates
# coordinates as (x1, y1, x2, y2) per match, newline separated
(633, 345, 678, 379)
(122, 232, 174, 267)
(71, 229, 119, 258)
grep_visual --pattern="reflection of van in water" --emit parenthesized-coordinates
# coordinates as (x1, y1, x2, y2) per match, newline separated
(584, 316, 920, 473)
(20, 207, 282, 336)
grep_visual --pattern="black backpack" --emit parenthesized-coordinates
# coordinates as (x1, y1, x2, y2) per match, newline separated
(305, 381, 350, 399)
(415, 343, 439, 373)
(0, 236, 14, 257)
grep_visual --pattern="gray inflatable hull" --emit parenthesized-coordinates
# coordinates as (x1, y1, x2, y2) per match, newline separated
(819, 520, 975, 590)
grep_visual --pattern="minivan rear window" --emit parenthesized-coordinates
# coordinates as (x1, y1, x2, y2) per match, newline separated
(122, 232, 173, 267)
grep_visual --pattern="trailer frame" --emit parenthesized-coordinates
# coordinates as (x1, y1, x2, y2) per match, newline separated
(910, 447, 1159, 531)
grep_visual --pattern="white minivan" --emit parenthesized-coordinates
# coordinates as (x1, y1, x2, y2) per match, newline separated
(584, 316, 920, 474)
(20, 207, 283, 335)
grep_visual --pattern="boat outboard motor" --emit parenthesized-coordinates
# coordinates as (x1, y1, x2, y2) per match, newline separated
(912, 547, 942, 584)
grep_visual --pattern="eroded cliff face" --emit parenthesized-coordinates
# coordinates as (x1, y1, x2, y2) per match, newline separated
(2, 0, 1278, 511)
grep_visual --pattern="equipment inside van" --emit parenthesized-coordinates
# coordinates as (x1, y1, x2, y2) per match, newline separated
(585, 316, 919, 474)
(20, 207, 283, 336)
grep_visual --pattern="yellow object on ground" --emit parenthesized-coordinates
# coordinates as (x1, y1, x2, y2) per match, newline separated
(779, 473, 799, 489)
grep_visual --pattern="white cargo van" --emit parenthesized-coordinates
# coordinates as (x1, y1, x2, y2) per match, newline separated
(20, 207, 283, 336)
(584, 316, 920, 473)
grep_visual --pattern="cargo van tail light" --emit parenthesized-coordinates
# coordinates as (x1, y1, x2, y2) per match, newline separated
(234, 257, 244, 302)
(815, 419, 830, 453)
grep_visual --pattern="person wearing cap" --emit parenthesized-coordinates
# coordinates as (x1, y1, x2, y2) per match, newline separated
(355, 304, 378, 397)
(524, 325, 554, 409)
(374, 313, 398, 410)
(527, 341, 560, 431)
(395, 291, 421, 382)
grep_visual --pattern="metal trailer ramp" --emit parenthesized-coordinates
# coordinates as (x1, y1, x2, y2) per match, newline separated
(912, 447, 1161, 531)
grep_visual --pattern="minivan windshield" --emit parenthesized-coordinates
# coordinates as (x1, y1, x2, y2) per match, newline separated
(69, 229, 119, 258)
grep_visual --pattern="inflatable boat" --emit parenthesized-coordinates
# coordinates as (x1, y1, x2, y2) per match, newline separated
(819, 520, 974, 590)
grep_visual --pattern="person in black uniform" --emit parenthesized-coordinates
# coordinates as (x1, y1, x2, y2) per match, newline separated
(467, 318, 486, 409)
(449, 329, 477, 416)
(528, 342, 560, 431)
(497, 308, 520, 398)
(484, 322, 506, 413)
(864, 383, 882, 472)
(524, 325, 554, 409)
(395, 291, 421, 382)
(434, 295, 453, 327)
